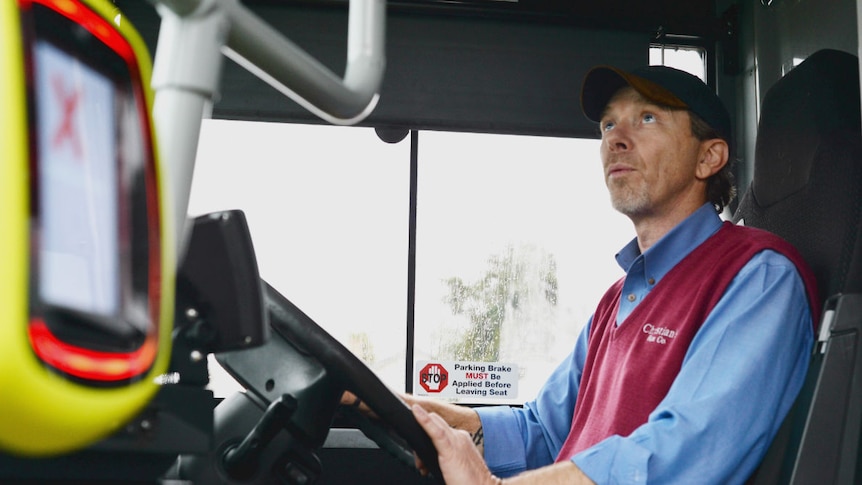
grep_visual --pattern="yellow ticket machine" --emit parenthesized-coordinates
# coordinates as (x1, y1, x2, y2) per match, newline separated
(0, 0, 174, 456)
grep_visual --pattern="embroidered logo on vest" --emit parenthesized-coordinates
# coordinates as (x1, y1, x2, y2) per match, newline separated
(642, 323, 677, 344)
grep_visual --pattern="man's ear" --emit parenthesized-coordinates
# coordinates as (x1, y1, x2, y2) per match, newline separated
(695, 139, 729, 180)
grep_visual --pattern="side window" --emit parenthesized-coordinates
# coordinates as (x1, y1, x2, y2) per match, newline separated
(413, 132, 630, 404)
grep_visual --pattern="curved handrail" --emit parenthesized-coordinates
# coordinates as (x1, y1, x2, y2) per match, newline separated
(154, 0, 385, 124)
(223, 0, 385, 125)
(149, 0, 386, 261)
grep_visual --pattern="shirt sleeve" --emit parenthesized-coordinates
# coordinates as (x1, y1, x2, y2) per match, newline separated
(571, 250, 814, 484)
(476, 318, 591, 477)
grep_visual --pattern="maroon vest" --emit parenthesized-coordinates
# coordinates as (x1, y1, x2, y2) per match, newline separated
(555, 222, 819, 461)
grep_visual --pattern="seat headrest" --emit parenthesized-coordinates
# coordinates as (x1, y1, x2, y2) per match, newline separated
(754, 49, 861, 207)
(735, 49, 862, 299)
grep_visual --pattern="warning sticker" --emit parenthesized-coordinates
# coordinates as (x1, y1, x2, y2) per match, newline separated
(415, 361, 519, 400)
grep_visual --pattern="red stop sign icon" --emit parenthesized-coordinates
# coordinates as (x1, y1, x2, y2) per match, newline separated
(419, 363, 448, 393)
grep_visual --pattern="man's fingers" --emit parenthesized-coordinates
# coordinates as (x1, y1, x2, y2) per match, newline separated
(413, 404, 456, 448)
(340, 391, 360, 406)
(412, 403, 431, 425)
(411, 404, 440, 476)
(339, 391, 378, 419)
(412, 403, 497, 484)
(412, 404, 441, 439)
(413, 453, 429, 476)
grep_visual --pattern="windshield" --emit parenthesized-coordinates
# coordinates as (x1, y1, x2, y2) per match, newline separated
(191, 122, 630, 404)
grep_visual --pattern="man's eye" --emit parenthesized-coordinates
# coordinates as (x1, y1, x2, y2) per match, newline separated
(602, 121, 615, 132)
(643, 113, 656, 123)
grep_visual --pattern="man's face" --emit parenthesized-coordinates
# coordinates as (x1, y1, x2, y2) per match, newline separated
(599, 87, 706, 221)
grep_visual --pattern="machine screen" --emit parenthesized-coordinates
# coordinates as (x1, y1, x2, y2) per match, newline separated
(34, 40, 121, 318)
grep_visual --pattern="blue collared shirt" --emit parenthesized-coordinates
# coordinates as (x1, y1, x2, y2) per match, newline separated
(476, 203, 814, 484)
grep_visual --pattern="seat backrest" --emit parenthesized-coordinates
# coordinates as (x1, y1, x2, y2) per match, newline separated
(733, 48, 862, 485)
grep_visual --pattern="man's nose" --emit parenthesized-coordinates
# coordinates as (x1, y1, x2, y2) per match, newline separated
(604, 127, 630, 152)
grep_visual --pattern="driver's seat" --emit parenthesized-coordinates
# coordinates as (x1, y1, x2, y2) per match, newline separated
(733, 48, 862, 484)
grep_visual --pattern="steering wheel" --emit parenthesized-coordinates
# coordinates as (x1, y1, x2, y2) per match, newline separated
(262, 282, 444, 482)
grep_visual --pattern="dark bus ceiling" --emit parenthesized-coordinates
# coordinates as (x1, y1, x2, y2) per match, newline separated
(244, 0, 719, 32)
(116, 0, 730, 138)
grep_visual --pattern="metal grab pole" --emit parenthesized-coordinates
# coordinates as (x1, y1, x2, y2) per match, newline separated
(149, 0, 387, 261)
(151, 0, 228, 262)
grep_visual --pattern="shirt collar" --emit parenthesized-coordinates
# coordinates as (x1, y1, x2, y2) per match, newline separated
(615, 203, 725, 283)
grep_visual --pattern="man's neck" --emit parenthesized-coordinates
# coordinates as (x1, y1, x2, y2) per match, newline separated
(631, 201, 708, 252)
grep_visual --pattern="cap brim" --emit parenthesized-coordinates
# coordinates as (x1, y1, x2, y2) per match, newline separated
(581, 66, 688, 123)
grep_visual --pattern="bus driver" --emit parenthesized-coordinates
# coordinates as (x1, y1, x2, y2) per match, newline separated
(352, 64, 819, 484)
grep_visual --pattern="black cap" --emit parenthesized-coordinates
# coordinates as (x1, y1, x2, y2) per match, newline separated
(581, 65, 732, 144)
